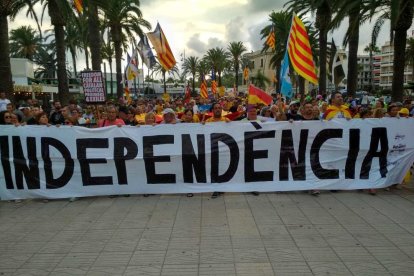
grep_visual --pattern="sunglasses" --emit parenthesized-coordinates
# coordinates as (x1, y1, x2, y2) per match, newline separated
(4, 116, 11, 119)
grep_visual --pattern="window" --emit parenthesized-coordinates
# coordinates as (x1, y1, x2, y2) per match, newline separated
(251, 61, 255, 69)
(260, 59, 264, 68)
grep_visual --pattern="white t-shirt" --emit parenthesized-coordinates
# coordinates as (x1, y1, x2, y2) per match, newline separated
(0, 98, 11, 112)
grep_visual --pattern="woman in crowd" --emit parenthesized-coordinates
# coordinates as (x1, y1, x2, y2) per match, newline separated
(181, 108, 199, 123)
(97, 106, 125, 127)
(36, 111, 50, 125)
(0, 110, 13, 125)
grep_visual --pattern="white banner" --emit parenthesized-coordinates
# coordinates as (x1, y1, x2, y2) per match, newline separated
(1, 118, 414, 200)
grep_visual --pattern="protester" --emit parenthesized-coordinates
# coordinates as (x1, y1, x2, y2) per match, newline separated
(323, 91, 352, 119)
(0, 92, 11, 112)
(35, 111, 50, 126)
(0, 110, 12, 125)
(97, 106, 125, 127)
(162, 108, 178, 124)
(49, 101, 65, 125)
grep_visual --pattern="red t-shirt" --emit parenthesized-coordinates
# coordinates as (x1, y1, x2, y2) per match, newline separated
(98, 118, 125, 127)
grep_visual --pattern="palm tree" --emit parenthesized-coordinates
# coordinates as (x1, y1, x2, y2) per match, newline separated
(182, 56, 199, 94)
(331, 0, 379, 98)
(65, 16, 86, 78)
(261, 11, 294, 92)
(33, 0, 74, 104)
(0, 0, 39, 98)
(368, 0, 413, 101)
(153, 63, 179, 93)
(101, 38, 115, 96)
(87, 0, 103, 71)
(203, 47, 230, 86)
(390, 0, 413, 101)
(363, 43, 380, 92)
(227, 41, 247, 92)
(9, 25, 41, 60)
(252, 70, 271, 90)
(33, 45, 56, 79)
(285, 0, 334, 94)
(406, 37, 414, 82)
(99, 0, 151, 99)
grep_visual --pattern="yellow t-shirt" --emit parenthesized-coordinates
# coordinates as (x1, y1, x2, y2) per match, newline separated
(135, 113, 146, 124)
(205, 116, 230, 123)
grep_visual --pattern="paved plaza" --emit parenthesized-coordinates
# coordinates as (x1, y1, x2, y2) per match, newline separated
(2, 182, 414, 276)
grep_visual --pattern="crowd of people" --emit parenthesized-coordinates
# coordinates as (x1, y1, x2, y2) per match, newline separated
(1, 90, 413, 198)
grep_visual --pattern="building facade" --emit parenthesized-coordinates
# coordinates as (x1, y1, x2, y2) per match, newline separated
(243, 50, 276, 93)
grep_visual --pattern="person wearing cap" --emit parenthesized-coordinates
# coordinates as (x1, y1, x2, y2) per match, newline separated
(161, 108, 178, 124)
(286, 100, 302, 121)
(323, 91, 352, 120)
(398, 108, 410, 118)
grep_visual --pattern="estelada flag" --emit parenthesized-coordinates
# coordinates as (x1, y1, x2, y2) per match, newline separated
(266, 27, 276, 50)
(211, 80, 217, 94)
(73, 0, 83, 13)
(243, 66, 249, 81)
(200, 76, 208, 99)
(147, 23, 176, 71)
(248, 84, 273, 105)
(287, 13, 318, 84)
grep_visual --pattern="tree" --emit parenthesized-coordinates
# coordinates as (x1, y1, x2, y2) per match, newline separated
(252, 70, 270, 90)
(33, 45, 56, 79)
(64, 16, 86, 77)
(87, 0, 103, 71)
(9, 25, 41, 60)
(153, 63, 179, 93)
(261, 11, 295, 92)
(227, 41, 247, 92)
(33, 0, 74, 104)
(369, 0, 414, 101)
(182, 56, 199, 94)
(406, 37, 414, 82)
(0, 0, 39, 98)
(262, 11, 319, 94)
(203, 47, 230, 86)
(391, 0, 413, 101)
(285, 0, 334, 94)
(363, 43, 380, 92)
(101, 37, 115, 96)
(100, 0, 151, 99)
(331, 0, 380, 98)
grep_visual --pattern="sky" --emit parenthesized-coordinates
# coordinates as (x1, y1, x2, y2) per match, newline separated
(8, 0, 413, 75)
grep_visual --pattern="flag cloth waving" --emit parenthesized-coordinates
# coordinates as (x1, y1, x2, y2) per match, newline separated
(266, 27, 276, 50)
(200, 75, 208, 99)
(147, 23, 176, 71)
(137, 35, 157, 69)
(73, 0, 83, 13)
(287, 14, 318, 84)
(248, 84, 273, 105)
(280, 51, 293, 98)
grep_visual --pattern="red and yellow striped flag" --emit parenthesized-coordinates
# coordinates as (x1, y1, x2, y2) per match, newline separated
(73, 0, 83, 13)
(266, 27, 275, 50)
(287, 14, 318, 84)
(248, 84, 273, 105)
(211, 80, 217, 94)
(147, 23, 176, 71)
(200, 79, 208, 99)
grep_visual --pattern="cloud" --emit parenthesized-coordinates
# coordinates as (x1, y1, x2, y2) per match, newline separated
(225, 17, 245, 42)
(186, 33, 208, 56)
(247, 21, 268, 51)
(246, 0, 286, 13)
